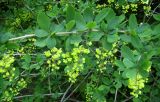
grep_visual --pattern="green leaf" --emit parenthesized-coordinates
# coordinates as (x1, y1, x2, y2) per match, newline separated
(123, 58, 135, 68)
(66, 5, 75, 22)
(35, 29, 49, 37)
(65, 38, 72, 51)
(107, 34, 119, 43)
(101, 37, 112, 50)
(118, 14, 125, 24)
(153, 24, 160, 35)
(125, 68, 137, 79)
(118, 0, 127, 5)
(30, 64, 40, 70)
(75, 12, 85, 25)
(120, 35, 131, 42)
(0, 32, 12, 43)
(6, 43, 19, 49)
(50, 23, 65, 33)
(23, 54, 31, 63)
(138, 23, 152, 39)
(131, 36, 143, 49)
(95, 8, 109, 23)
(114, 80, 122, 89)
(83, 7, 93, 22)
(102, 77, 112, 85)
(115, 60, 125, 71)
(153, 14, 160, 21)
(69, 35, 82, 44)
(121, 46, 134, 61)
(138, 55, 151, 70)
(107, 16, 121, 30)
(0, 76, 4, 91)
(141, 0, 149, 4)
(46, 37, 56, 48)
(129, 14, 138, 30)
(37, 12, 51, 31)
(128, 0, 138, 2)
(98, 85, 107, 91)
(105, 8, 116, 22)
(88, 32, 103, 41)
(86, 21, 96, 29)
(36, 54, 45, 65)
(100, 21, 108, 32)
(66, 20, 76, 31)
(75, 12, 86, 30)
(107, 14, 125, 30)
(34, 38, 46, 47)
(0, 35, 9, 43)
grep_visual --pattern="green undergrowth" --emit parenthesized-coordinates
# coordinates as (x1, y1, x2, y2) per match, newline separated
(0, 0, 160, 102)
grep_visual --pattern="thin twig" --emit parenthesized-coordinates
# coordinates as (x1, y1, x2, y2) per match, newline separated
(63, 71, 92, 102)
(122, 96, 133, 102)
(12, 53, 39, 56)
(21, 73, 40, 77)
(68, 98, 83, 102)
(48, 68, 52, 94)
(118, 91, 129, 99)
(8, 29, 126, 41)
(146, 3, 160, 23)
(9, 34, 35, 41)
(60, 83, 73, 102)
(114, 89, 118, 102)
(143, 0, 153, 23)
(14, 93, 64, 99)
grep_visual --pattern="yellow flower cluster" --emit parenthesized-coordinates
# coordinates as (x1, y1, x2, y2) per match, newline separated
(128, 74, 147, 98)
(86, 41, 92, 46)
(128, 63, 151, 97)
(85, 83, 94, 102)
(6, 10, 32, 31)
(95, 46, 117, 73)
(96, 4, 107, 9)
(10, 18, 21, 28)
(63, 46, 90, 83)
(130, 4, 138, 12)
(44, 46, 90, 83)
(17, 38, 36, 56)
(108, 0, 115, 4)
(44, 47, 62, 71)
(0, 55, 27, 101)
(95, 48, 108, 73)
(0, 55, 15, 82)
(3, 78, 27, 101)
(122, 5, 130, 13)
(143, 5, 151, 15)
(46, 4, 52, 11)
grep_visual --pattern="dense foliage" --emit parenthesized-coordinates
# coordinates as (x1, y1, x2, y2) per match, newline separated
(0, 0, 160, 102)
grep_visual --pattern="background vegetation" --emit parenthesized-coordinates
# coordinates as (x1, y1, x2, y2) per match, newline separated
(0, 0, 160, 102)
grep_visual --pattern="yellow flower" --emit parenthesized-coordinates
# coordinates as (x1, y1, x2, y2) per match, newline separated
(44, 51, 51, 57)
(87, 42, 92, 46)
(96, 49, 101, 54)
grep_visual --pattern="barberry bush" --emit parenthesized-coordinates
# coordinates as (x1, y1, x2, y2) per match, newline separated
(0, 0, 160, 101)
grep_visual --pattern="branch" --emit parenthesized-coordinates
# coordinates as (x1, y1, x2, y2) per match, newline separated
(63, 71, 92, 102)
(48, 68, 52, 94)
(12, 53, 38, 56)
(122, 96, 133, 102)
(21, 73, 40, 77)
(9, 34, 35, 41)
(60, 83, 73, 102)
(8, 29, 126, 41)
(14, 93, 64, 99)
(68, 98, 83, 102)
(8, 29, 99, 41)
(114, 89, 118, 102)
